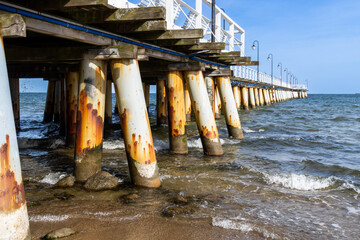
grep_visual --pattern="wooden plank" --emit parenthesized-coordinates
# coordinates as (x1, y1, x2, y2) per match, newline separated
(0, 14, 26, 38)
(168, 62, 205, 71)
(206, 68, 233, 77)
(23, 16, 112, 46)
(65, 0, 115, 11)
(106, 7, 166, 22)
(217, 56, 251, 62)
(188, 42, 225, 51)
(145, 48, 183, 62)
(209, 51, 241, 57)
(133, 29, 203, 40)
(229, 61, 259, 66)
(152, 39, 200, 46)
(100, 20, 166, 33)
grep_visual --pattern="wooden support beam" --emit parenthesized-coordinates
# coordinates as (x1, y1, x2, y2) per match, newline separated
(0, 14, 26, 38)
(106, 7, 166, 22)
(133, 29, 203, 40)
(209, 51, 241, 58)
(217, 56, 251, 62)
(64, 0, 115, 11)
(229, 61, 259, 66)
(23, 16, 112, 46)
(168, 62, 205, 71)
(145, 48, 183, 62)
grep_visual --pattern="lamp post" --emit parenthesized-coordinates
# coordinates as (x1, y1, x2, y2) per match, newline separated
(277, 62, 282, 86)
(252, 40, 259, 81)
(284, 68, 288, 86)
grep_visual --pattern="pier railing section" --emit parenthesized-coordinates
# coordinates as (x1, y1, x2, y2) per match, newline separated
(231, 66, 307, 90)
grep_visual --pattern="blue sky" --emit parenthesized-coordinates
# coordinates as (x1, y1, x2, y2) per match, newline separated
(19, 0, 360, 93)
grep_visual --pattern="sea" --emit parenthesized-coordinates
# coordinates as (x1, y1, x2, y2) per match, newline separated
(18, 93, 360, 239)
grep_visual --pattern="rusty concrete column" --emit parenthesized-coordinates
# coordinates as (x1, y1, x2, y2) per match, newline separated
(241, 87, 249, 110)
(9, 78, 20, 129)
(205, 76, 215, 117)
(254, 88, 260, 107)
(215, 85, 221, 119)
(232, 85, 240, 110)
(185, 71, 223, 155)
(144, 84, 150, 112)
(156, 78, 167, 125)
(249, 87, 256, 109)
(184, 80, 192, 122)
(74, 57, 107, 182)
(60, 78, 66, 136)
(166, 71, 188, 154)
(216, 76, 244, 139)
(44, 80, 55, 122)
(53, 80, 61, 123)
(105, 79, 113, 125)
(259, 88, 264, 106)
(111, 59, 161, 188)
(65, 72, 79, 147)
(0, 36, 31, 240)
(238, 86, 242, 108)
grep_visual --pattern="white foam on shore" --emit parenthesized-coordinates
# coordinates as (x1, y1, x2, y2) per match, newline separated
(40, 172, 67, 185)
(342, 181, 360, 195)
(212, 217, 280, 239)
(30, 214, 70, 222)
(264, 173, 335, 191)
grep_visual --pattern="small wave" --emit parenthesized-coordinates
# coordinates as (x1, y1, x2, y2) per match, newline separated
(356, 118, 360, 122)
(30, 214, 70, 222)
(40, 172, 67, 185)
(264, 173, 335, 190)
(103, 140, 125, 150)
(330, 116, 347, 122)
(187, 138, 203, 148)
(347, 206, 360, 215)
(212, 218, 280, 239)
(341, 181, 360, 195)
(243, 127, 264, 133)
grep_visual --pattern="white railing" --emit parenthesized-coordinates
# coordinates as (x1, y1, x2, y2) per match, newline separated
(123, 0, 245, 55)
(231, 66, 306, 90)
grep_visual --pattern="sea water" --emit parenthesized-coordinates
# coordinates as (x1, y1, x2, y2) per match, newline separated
(18, 93, 360, 239)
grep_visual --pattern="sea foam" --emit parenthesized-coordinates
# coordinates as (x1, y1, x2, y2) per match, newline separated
(264, 173, 335, 190)
(40, 172, 67, 185)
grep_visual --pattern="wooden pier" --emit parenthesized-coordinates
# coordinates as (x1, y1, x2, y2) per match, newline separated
(0, 0, 307, 238)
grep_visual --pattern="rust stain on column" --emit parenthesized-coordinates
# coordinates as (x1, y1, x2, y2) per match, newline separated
(184, 80, 192, 123)
(241, 87, 249, 110)
(0, 135, 26, 212)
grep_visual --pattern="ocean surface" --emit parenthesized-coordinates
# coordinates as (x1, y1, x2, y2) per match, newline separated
(18, 93, 360, 239)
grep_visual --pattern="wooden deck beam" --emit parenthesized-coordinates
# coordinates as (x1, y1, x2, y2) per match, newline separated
(0, 14, 26, 38)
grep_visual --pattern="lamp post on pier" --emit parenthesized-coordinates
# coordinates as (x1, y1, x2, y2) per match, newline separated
(252, 40, 259, 81)
(277, 62, 282, 86)
(284, 68, 289, 86)
(267, 53, 274, 102)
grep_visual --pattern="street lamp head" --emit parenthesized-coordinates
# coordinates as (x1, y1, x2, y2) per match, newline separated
(267, 56, 271, 61)
(277, 64, 280, 68)
(252, 44, 256, 50)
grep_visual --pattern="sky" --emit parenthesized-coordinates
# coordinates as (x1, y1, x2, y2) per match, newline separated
(18, 0, 360, 93)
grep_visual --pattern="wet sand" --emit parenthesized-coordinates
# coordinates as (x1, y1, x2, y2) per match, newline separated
(28, 199, 252, 240)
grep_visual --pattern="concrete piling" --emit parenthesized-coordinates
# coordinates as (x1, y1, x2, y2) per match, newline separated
(53, 80, 61, 123)
(259, 88, 264, 106)
(233, 86, 241, 110)
(44, 80, 55, 122)
(215, 85, 221, 119)
(167, 71, 188, 154)
(74, 57, 107, 182)
(9, 78, 20, 129)
(105, 79, 113, 125)
(184, 80, 192, 122)
(205, 76, 216, 117)
(249, 87, 256, 109)
(216, 76, 244, 139)
(185, 71, 223, 155)
(156, 78, 167, 125)
(111, 59, 160, 188)
(241, 87, 249, 110)
(0, 36, 31, 240)
(144, 84, 150, 112)
(254, 88, 260, 107)
(65, 72, 79, 147)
